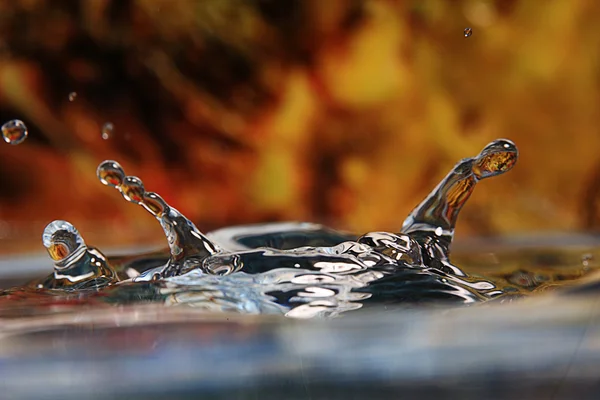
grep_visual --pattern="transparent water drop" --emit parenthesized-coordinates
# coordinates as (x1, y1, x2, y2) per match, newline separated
(97, 160, 125, 187)
(101, 122, 114, 140)
(142, 192, 168, 217)
(42, 220, 86, 266)
(1, 119, 28, 145)
(121, 176, 145, 204)
(472, 139, 518, 179)
(582, 253, 594, 267)
(464, 27, 473, 37)
(68, 92, 77, 102)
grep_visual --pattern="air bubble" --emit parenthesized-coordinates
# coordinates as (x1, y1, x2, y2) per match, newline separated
(101, 122, 114, 140)
(464, 27, 473, 38)
(2, 119, 28, 145)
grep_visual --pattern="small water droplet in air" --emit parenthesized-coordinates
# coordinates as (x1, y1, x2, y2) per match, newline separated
(582, 253, 594, 267)
(1, 119, 28, 145)
(97, 160, 125, 187)
(68, 92, 77, 102)
(142, 192, 168, 217)
(464, 27, 473, 38)
(434, 227, 443, 236)
(101, 122, 114, 140)
(121, 176, 145, 204)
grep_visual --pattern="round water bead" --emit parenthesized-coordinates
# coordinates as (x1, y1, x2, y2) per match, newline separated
(1, 119, 28, 145)
(101, 122, 114, 140)
(97, 160, 125, 187)
(42, 220, 86, 263)
(121, 176, 145, 203)
(142, 192, 168, 216)
(472, 139, 518, 179)
(464, 27, 473, 37)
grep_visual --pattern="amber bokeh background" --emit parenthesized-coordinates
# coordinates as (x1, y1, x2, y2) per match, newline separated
(0, 0, 600, 255)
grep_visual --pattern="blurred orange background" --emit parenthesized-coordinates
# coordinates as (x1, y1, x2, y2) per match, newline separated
(0, 0, 599, 255)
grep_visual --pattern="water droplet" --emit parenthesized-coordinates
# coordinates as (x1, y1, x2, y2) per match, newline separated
(42, 220, 87, 266)
(582, 253, 594, 267)
(434, 227, 443, 236)
(472, 139, 518, 179)
(101, 122, 114, 140)
(97, 160, 125, 187)
(464, 27, 473, 37)
(68, 92, 77, 102)
(1, 119, 28, 145)
(142, 192, 168, 217)
(121, 176, 145, 204)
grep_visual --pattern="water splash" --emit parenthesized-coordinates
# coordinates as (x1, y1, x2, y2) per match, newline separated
(401, 139, 517, 274)
(38, 220, 117, 290)
(4, 139, 526, 318)
(96, 160, 221, 278)
(1, 119, 28, 145)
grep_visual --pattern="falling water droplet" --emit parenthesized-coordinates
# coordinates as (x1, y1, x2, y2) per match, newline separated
(1, 119, 28, 145)
(101, 122, 114, 140)
(464, 27, 473, 38)
(68, 92, 77, 102)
